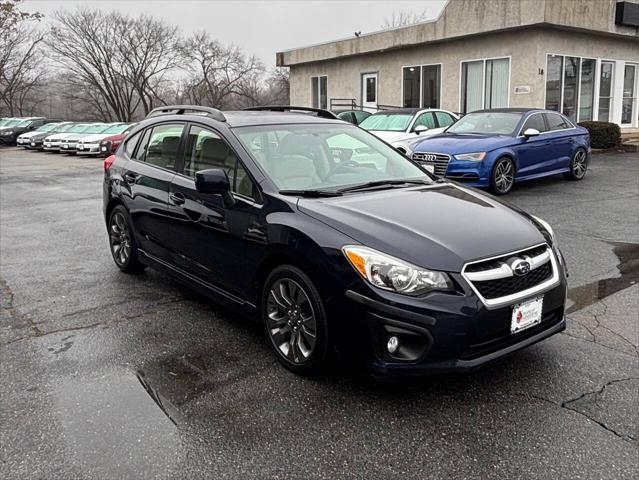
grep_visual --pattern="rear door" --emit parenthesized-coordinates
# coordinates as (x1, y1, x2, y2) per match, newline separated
(543, 113, 575, 170)
(513, 112, 552, 177)
(168, 123, 262, 299)
(121, 122, 184, 261)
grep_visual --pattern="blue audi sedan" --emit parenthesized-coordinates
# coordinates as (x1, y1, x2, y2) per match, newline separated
(411, 108, 591, 194)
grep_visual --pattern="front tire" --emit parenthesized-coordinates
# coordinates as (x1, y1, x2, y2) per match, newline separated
(490, 157, 515, 195)
(108, 205, 146, 273)
(564, 148, 588, 180)
(262, 265, 329, 375)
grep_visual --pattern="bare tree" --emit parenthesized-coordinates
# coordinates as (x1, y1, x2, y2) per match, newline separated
(381, 10, 430, 29)
(48, 8, 181, 121)
(0, 0, 46, 116)
(178, 31, 264, 109)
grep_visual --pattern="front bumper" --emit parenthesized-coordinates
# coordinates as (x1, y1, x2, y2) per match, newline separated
(343, 255, 567, 377)
(60, 142, 78, 153)
(43, 141, 61, 151)
(76, 143, 101, 155)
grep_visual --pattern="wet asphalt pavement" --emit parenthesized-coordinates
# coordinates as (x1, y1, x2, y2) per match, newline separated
(1, 147, 637, 479)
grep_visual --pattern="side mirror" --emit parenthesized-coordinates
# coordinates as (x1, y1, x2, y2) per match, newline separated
(195, 168, 235, 208)
(523, 128, 540, 139)
(414, 125, 429, 135)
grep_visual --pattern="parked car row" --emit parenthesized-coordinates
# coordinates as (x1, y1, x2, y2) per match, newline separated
(0, 117, 135, 156)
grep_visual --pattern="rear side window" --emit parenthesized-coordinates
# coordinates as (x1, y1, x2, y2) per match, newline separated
(521, 114, 547, 133)
(413, 112, 436, 130)
(124, 131, 142, 157)
(435, 111, 455, 128)
(137, 123, 184, 170)
(545, 113, 571, 131)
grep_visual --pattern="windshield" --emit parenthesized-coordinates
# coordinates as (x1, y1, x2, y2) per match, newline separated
(235, 123, 432, 191)
(83, 124, 109, 134)
(359, 113, 413, 132)
(101, 124, 130, 135)
(446, 112, 522, 135)
(68, 124, 90, 133)
(3, 119, 23, 127)
(36, 123, 60, 132)
(15, 119, 38, 127)
(54, 123, 74, 133)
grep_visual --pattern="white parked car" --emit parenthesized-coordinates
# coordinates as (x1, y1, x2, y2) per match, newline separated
(16, 122, 63, 147)
(43, 123, 93, 152)
(76, 123, 132, 155)
(358, 108, 459, 155)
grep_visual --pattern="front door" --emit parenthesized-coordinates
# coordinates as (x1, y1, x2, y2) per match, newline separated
(168, 123, 260, 299)
(622, 64, 637, 127)
(362, 73, 378, 112)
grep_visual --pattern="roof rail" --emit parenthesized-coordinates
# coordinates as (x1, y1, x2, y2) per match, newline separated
(146, 105, 226, 122)
(243, 105, 338, 119)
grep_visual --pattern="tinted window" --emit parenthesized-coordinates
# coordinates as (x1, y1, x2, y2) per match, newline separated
(353, 111, 371, 124)
(521, 114, 547, 133)
(140, 123, 183, 169)
(545, 113, 571, 131)
(183, 125, 254, 198)
(435, 112, 455, 128)
(413, 112, 436, 130)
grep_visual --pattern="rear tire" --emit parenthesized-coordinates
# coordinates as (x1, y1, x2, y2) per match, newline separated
(262, 265, 329, 375)
(490, 157, 515, 195)
(108, 205, 146, 274)
(563, 148, 588, 180)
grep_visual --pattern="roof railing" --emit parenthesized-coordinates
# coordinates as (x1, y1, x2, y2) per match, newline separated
(146, 105, 226, 122)
(243, 105, 338, 119)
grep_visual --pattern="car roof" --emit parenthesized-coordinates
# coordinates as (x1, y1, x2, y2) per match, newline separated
(210, 110, 346, 128)
(472, 108, 542, 114)
(370, 108, 420, 115)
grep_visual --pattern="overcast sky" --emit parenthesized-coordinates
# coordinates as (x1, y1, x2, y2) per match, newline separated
(23, 0, 447, 68)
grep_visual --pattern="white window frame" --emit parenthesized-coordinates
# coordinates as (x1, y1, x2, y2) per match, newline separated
(621, 63, 638, 127)
(400, 63, 442, 109)
(310, 75, 328, 110)
(458, 56, 511, 113)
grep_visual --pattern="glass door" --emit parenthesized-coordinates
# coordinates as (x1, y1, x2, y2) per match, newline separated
(598, 61, 614, 122)
(622, 64, 637, 126)
(361, 73, 378, 112)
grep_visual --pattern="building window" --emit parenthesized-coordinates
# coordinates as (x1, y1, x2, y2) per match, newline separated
(598, 61, 614, 122)
(402, 65, 441, 108)
(622, 64, 637, 124)
(545, 54, 597, 122)
(461, 57, 509, 114)
(311, 76, 327, 109)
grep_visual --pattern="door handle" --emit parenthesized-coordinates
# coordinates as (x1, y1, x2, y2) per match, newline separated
(169, 192, 185, 205)
(124, 172, 140, 184)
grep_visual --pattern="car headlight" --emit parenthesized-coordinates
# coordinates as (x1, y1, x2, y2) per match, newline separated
(343, 245, 453, 296)
(531, 215, 555, 244)
(2, 130, 14, 136)
(454, 152, 486, 161)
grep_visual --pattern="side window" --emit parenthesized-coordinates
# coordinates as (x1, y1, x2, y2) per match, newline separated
(413, 112, 436, 130)
(183, 125, 255, 199)
(435, 112, 455, 128)
(142, 123, 183, 169)
(521, 114, 547, 133)
(124, 131, 142, 157)
(133, 128, 152, 161)
(545, 113, 571, 131)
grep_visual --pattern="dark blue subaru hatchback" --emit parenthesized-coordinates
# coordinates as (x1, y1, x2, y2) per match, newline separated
(411, 108, 591, 194)
(103, 105, 568, 377)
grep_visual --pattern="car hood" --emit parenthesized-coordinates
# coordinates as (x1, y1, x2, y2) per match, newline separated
(80, 133, 111, 142)
(298, 183, 544, 272)
(366, 130, 414, 143)
(412, 133, 514, 154)
(17, 130, 42, 139)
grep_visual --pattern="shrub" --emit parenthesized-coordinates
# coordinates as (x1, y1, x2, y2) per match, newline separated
(577, 121, 621, 149)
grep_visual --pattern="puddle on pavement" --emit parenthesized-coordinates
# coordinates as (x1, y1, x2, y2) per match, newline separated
(567, 242, 639, 313)
(55, 370, 183, 478)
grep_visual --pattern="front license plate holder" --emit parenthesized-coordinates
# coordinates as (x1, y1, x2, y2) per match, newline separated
(423, 163, 435, 174)
(511, 297, 543, 333)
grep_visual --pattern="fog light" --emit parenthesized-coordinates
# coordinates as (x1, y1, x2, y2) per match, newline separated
(387, 336, 399, 354)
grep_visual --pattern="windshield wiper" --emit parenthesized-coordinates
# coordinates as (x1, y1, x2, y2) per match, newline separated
(337, 179, 430, 193)
(279, 189, 343, 197)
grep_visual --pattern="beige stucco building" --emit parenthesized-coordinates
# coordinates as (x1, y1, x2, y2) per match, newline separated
(277, 0, 639, 132)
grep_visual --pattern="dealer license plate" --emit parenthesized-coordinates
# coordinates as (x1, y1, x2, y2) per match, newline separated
(511, 297, 543, 333)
